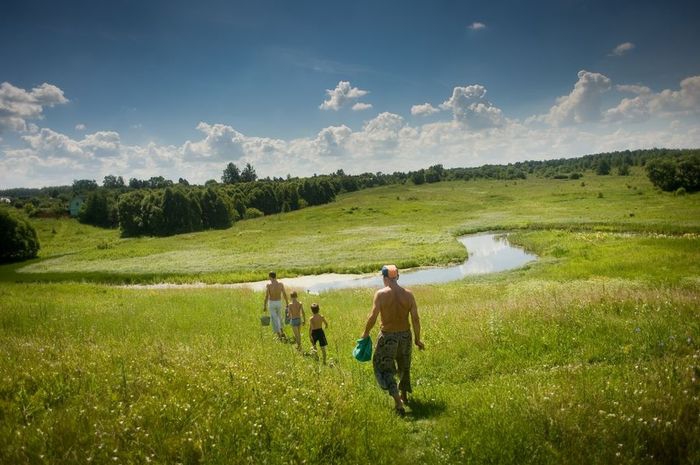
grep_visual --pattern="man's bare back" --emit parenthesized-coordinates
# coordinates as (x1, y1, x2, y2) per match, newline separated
(266, 280, 286, 301)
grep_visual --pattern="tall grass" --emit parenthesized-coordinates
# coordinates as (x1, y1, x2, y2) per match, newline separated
(0, 173, 698, 463)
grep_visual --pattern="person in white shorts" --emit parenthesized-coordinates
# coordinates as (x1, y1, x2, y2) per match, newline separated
(263, 271, 289, 340)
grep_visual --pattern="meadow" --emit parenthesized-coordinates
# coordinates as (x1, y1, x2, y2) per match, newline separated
(0, 169, 699, 464)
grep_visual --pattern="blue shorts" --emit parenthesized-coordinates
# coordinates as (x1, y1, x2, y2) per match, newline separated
(290, 317, 302, 327)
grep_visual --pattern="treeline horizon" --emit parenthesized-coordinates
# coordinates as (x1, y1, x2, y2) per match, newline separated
(1, 147, 698, 238)
(2, 147, 697, 197)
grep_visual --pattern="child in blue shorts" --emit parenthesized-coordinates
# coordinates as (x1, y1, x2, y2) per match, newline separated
(286, 291, 306, 351)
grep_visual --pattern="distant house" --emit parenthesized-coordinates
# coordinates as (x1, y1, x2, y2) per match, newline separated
(0, 197, 10, 204)
(69, 196, 84, 217)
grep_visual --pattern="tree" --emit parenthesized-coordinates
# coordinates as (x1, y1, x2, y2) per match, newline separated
(411, 170, 425, 185)
(103, 175, 125, 188)
(0, 208, 40, 262)
(646, 158, 679, 191)
(617, 163, 630, 176)
(72, 179, 98, 193)
(117, 191, 146, 237)
(200, 188, 234, 229)
(595, 159, 611, 175)
(241, 163, 257, 183)
(222, 163, 241, 184)
(79, 190, 116, 227)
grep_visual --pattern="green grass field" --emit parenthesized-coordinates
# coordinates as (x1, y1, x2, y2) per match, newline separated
(1, 170, 699, 464)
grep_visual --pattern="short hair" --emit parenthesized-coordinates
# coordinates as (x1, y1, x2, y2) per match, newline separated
(268, 271, 276, 279)
(290, 291, 298, 298)
(381, 264, 399, 279)
(310, 303, 320, 313)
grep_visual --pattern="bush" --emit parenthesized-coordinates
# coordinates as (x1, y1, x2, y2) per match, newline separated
(0, 208, 40, 262)
(244, 207, 264, 219)
(646, 155, 700, 192)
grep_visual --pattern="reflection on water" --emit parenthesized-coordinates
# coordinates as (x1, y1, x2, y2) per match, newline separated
(306, 233, 536, 294)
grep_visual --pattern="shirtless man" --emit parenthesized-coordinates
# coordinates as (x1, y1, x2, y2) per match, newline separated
(263, 271, 289, 340)
(361, 265, 425, 415)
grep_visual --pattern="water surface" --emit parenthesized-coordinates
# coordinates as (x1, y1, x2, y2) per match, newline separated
(305, 233, 536, 293)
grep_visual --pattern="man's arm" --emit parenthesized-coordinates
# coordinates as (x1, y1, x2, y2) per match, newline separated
(361, 292, 381, 338)
(408, 292, 425, 349)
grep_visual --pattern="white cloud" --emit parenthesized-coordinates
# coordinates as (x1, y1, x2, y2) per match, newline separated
(468, 22, 486, 30)
(4, 72, 700, 188)
(0, 82, 69, 133)
(75, 123, 86, 131)
(544, 70, 612, 126)
(319, 81, 370, 111)
(606, 75, 700, 122)
(439, 85, 505, 128)
(610, 42, 635, 56)
(352, 102, 373, 111)
(411, 103, 440, 116)
(616, 84, 651, 95)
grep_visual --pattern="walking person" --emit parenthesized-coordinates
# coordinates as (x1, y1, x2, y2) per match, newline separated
(309, 303, 329, 364)
(360, 265, 425, 415)
(287, 291, 306, 351)
(263, 271, 289, 340)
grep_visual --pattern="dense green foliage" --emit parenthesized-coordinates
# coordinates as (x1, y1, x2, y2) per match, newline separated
(0, 208, 40, 262)
(78, 190, 118, 228)
(646, 153, 700, 192)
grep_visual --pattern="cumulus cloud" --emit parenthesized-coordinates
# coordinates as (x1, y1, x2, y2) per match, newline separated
(616, 84, 651, 95)
(606, 75, 700, 122)
(0, 82, 69, 133)
(352, 102, 373, 111)
(610, 42, 635, 56)
(544, 70, 612, 126)
(75, 123, 86, 131)
(468, 22, 486, 30)
(439, 85, 505, 128)
(182, 122, 247, 161)
(411, 103, 440, 116)
(5, 71, 700, 188)
(319, 81, 370, 111)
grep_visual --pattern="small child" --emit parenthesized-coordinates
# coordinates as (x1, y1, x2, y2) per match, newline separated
(286, 291, 306, 351)
(308, 303, 329, 364)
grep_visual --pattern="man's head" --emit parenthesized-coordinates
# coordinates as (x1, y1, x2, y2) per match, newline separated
(290, 291, 298, 299)
(311, 303, 320, 314)
(381, 264, 399, 281)
(269, 271, 276, 279)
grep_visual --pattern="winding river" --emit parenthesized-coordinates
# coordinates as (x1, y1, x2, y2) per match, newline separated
(127, 233, 537, 293)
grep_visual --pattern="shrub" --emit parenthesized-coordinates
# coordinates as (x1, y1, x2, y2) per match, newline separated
(0, 208, 40, 262)
(244, 207, 264, 219)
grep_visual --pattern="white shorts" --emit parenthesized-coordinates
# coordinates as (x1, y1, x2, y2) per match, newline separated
(268, 300, 284, 333)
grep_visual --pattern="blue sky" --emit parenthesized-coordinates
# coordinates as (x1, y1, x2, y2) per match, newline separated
(1, 0, 699, 188)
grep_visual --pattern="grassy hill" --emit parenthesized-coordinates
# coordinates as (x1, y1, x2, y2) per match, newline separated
(3, 168, 699, 283)
(0, 170, 698, 464)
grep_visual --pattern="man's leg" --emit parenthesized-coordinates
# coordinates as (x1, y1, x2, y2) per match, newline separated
(396, 332, 413, 403)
